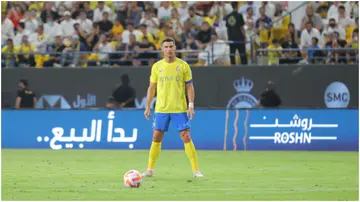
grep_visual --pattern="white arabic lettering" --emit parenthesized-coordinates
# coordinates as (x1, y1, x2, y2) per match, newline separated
(47, 111, 138, 150)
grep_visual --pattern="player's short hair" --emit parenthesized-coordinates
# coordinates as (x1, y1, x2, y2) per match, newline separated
(161, 37, 176, 45)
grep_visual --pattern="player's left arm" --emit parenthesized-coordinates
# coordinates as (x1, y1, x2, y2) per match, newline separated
(184, 63, 195, 119)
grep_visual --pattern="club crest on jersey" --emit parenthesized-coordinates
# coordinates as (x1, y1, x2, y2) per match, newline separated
(176, 66, 180, 72)
(227, 77, 258, 109)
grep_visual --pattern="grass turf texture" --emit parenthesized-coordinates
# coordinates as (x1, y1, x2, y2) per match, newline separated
(1, 150, 358, 200)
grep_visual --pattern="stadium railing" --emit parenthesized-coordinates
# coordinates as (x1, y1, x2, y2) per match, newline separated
(255, 47, 359, 65)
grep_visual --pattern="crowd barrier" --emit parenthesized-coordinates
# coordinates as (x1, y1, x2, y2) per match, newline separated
(2, 65, 358, 109)
(2, 109, 358, 151)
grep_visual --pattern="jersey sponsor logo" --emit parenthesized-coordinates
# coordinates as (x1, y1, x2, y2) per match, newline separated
(324, 81, 350, 108)
(227, 77, 258, 108)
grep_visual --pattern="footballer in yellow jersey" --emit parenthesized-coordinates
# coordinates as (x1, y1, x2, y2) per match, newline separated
(143, 37, 203, 178)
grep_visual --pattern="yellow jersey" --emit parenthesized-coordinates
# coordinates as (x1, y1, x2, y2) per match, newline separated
(150, 58, 193, 113)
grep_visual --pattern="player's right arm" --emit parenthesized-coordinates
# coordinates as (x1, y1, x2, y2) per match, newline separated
(144, 64, 158, 119)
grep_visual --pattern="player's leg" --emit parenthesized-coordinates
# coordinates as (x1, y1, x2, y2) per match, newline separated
(171, 113, 204, 177)
(143, 113, 170, 177)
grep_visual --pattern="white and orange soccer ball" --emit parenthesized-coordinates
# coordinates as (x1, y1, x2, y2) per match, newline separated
(123, 170, 142, 188)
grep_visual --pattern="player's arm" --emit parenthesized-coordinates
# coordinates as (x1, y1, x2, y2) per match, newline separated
(184, 63, 195, 119)
(146, 82, 156, 110)
(15, 90, 22, 109)
(186, 83, 194, 107)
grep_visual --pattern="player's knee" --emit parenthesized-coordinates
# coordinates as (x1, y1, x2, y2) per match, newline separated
(152, 130, 164, 142)
(180, 130, 191, 143)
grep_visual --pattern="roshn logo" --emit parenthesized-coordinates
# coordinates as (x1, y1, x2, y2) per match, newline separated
(35, 95, 71, 109)
(324, 81, 350, 108)
(227, 77, 258, 108)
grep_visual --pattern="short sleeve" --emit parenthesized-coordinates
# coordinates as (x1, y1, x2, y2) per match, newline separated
(17, 90, 23, 98)
(183, 63, 193, 84)
(149, 63, 158, 83)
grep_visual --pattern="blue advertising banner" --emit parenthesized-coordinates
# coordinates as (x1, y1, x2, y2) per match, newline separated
(2, 109, 358, 151)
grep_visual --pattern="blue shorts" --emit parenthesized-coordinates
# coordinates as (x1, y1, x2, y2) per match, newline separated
(153, 113, 191, 132)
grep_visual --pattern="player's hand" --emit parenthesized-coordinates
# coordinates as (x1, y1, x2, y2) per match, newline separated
(187, 107, 195, 120)
(144, 108, 151, 120)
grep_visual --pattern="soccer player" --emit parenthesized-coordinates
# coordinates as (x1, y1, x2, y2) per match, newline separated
(142, 37, 204, 178)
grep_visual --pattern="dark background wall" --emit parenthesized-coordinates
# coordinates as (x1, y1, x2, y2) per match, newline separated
(2, 65, 358, 109)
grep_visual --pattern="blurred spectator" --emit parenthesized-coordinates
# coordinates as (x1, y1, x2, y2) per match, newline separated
(195, 22, 216, 49)
(60, 11, 75, 37)
(93, 35, 115, 66)
(243, 7, 257, 25)
(2, 13, 15, 44)
(82, 2, 94, 20)
(93, 2, 112, 23)
(327, 2, 342, 20)
(135, 36, 157, 66)
(177, 2, 190, 24)
(225, 2, 247, 65)
(111, 19, 125, 38)
(29, 25, 49, 68)
(198, 33, 229, 65)
(41, 2, 60, 23)
(86, 23, 100, 50)
(158, 1, 172, 21)
(74, 23, 88, 48)
(107, 74, 136, 109)
(325, 31, 347, 64)
(8, 5, 23, 29)
(288, 23, 301, 46)
(44, 15, 61, 43)
(346, 28, 359, 64)
(138, 24, 155, 44)
(322, 18, 346, 40)
(139, 11, 159, 36)
(15, 79, 37, 109)
(255, 6, 272, 31)
(184, 37, 199, 64)
(307, 37, 321, 64)
(280, 33, 302, 64)
(43, 35, 65, 68)
(244, 19, 258, 54)
(14, 23, 28, 46)
(301, 6, 323, 31)
(20, 10, 39, 34)
(77, 11, 93, 35)
(128, 2, 143, 27)
(17, 35, 36, 68)
(238, 2, 256, 17)
(123, 34, 140, 65)
(337, 5, 354, 29)
(60, 35, 86, 68)
(300, 21, 321, 49)
(98, 12, 113, 34)
(170, 8, 183, 36)
(1, 39, 18, 68)
(261, 1, 276, 19)
(267, 38, 282, 65)
(188, 7, 203, 31)
(122, 23, 142, 44)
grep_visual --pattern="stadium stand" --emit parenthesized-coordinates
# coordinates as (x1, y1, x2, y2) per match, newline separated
(1, 1, 359, 68)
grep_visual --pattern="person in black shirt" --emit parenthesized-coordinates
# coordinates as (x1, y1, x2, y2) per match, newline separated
(258, 81, 281, 108)
(15, 79, 36, 109)
(225, 2, 247, 65)
(107, 74, 136, 109)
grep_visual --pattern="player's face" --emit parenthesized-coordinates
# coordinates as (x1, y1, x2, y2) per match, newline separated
(162, 42, 176, 57)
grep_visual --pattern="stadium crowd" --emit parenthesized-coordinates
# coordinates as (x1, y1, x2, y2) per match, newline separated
(1, 1, 359, 68)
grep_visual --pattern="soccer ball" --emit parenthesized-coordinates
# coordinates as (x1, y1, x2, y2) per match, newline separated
(123, 170, 142, 188)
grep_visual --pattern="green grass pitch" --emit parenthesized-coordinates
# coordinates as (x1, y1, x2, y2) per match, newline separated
(1, 149, 358, 200)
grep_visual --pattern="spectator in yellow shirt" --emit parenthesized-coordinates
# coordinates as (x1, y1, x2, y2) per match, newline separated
(267, 39, 282, 65)
(1, 39, 18, 68)
(112, 19, 124, 38)
(17, 35, 36, 68)
(138, 24, 155, 44)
